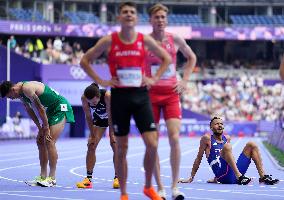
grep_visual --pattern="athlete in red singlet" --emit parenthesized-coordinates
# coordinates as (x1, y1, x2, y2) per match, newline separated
(146, 3, 197, 200)
(80, 2, 171, 200)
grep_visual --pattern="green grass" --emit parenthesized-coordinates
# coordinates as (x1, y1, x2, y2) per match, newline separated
(263, 141, 284, 167)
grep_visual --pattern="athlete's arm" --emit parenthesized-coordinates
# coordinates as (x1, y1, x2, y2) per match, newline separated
(104, 91, 114, 135)
(280, 55, 284, 80)
(81, 95, 94, 133)
(173, 34, 196, 94)
(144, 34, 171, 81)
(80, 36, 116, 87)
(21, 99, 41, 130)
(22, 99, 45, 144)
(22, 84, 48, 129)
(178, 135, 210, 183)
(22, 84, 51, 141)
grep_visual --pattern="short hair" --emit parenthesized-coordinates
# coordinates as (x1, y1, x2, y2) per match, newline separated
(210, 116, 222, 127)
(118, 2, 137, 13)
(84, 83, 100, 100)
(148, 3, 169, 17)
(0, 81, 13, 98)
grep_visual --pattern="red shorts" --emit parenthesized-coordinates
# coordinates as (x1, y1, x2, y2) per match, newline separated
(149, 89, 181, 123)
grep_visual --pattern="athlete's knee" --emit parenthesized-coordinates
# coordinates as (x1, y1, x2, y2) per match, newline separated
(87, 142, 96, 152)
(168, 133, 180, 147)
(247, 141, 257, 148)
(117, 143, 128, 157)
(245, 141, 258, 152)
(146, 138, 158, 151)
(45, 140, 56, 152)
(36, 135, 45, 146)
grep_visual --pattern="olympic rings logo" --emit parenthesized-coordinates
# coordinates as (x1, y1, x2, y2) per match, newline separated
(69, 66, 87, 79)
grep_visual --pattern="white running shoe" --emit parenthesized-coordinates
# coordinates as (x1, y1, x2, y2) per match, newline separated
(37, 177, 56, 187)
(172, 187, 185, 200)
(158, 189, 167, 200)
(25, 176, 45, 186)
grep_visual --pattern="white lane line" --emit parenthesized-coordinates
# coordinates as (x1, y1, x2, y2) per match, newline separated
(160, 148, 198, 163)
(0, 163, 38, 172)
(183, 187, 284, 198)
(69, 145, 171, 178)
(0, 192, 84, 200)
(183, 195, 224, 200)
(0, 147, 115, 162)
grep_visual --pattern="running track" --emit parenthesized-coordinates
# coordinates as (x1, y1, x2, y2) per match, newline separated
(0, 137, 283, 200)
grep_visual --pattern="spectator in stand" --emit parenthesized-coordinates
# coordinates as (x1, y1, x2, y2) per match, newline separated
(9, 35, 17, 49)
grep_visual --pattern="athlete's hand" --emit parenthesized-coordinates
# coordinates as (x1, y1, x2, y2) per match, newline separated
(207, 177, 218, 183)
(142, 76, 158, 89)
(174, 80, 188, 94)
(42, 126, 52, 142)
(36, 128, 45, 145)
(99, 78, 120, 88)
(178, 177, 194, 183)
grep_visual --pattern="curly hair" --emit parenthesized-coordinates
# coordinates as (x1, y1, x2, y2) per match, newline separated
(209, 116, 222, 127)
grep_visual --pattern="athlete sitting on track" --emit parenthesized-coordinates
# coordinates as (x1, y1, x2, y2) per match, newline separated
(179, 117, 279, 185)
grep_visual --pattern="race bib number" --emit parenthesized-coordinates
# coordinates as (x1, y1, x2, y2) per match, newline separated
(151, 64, 175, 79)
(117, 67, 142, 87)
(60, 104, 68, 112)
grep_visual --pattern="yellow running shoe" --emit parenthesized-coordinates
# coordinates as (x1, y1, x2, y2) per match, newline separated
(113, 177, 120, 189)
(76, 177, 93, 189)
(37, 177, 56, 187)
(25, 176, 45, 186)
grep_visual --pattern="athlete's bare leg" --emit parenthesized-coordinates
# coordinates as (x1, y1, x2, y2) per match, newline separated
(86, 126, 106, 173)
(109, 132, 118, 175)
(46, 118, 66, 178)
(220, 143, 242, 178)
(142, 131, 159, 188)
(166, 118, 181, 189)
(36, 130, 48, 178)
(242, 141, 265, 178)
(154, 152, 163, 191)
(116, 135, 128, 195)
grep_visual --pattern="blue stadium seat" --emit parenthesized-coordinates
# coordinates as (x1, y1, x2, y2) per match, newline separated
(64, 11, 100, 24)
(230, 14, 284, 25)
(8, 8, 45, 22)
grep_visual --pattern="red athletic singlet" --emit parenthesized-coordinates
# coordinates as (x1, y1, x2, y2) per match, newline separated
(145, 32, 177, 92)
(145, 32, 181, 122)
(108, 32, 146, 88)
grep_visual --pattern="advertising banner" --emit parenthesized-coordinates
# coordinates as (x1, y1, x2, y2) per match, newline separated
(1, 20, 284, 40)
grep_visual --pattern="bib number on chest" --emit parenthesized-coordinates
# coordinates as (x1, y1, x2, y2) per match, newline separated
(117, 68, 142, 87)
(151, 64, 175, 79)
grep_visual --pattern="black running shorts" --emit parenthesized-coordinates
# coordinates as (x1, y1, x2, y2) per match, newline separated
(111, 87, 156, 136)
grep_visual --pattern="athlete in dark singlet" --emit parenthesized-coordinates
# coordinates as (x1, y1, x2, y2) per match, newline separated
(76, 83, 119, 189)
(178, 117, 279, 185)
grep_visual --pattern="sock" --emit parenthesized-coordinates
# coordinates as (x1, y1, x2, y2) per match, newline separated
(87, 171, 93, 181)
